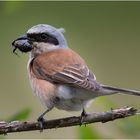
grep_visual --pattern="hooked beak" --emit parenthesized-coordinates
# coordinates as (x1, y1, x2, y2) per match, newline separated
(12, 34, 33, 55)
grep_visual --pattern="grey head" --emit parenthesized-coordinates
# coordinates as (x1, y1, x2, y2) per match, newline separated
(27, 24, 68, 48)
(12, 24, 68, 55)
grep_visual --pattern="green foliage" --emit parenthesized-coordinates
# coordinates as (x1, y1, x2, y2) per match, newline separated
(97, 96, 117, 109)
(3, 1, 24, 14)
(78, 125, 101, 139)
(6, 108, 31, 122)
(117, 116, 140, 137)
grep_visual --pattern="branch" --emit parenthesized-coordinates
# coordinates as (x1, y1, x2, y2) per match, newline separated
(0, 106, 139, 135)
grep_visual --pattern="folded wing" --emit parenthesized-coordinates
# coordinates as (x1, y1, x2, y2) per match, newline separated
(30, 48, 100, 91)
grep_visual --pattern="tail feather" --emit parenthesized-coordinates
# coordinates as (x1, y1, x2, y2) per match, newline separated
(101, 85, 140, 96)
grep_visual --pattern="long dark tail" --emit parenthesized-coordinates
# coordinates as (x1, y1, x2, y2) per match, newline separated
(101, 85, 140, 96)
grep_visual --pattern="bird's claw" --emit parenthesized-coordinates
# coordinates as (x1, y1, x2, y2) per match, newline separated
(37, 117, 46, 132)
(80, 109, 87, 126)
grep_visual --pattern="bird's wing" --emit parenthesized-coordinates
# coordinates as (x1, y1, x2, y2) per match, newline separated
(30, 48, 100, 91)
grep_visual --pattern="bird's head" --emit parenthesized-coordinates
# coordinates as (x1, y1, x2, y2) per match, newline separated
(12, 24, 68, 57)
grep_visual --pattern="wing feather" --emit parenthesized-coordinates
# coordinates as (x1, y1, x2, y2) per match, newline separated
(30, 48, 100, 91)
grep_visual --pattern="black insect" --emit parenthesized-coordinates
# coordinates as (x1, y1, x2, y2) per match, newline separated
(12, 35, 33, 55)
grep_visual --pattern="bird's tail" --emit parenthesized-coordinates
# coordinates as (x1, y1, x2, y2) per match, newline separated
(101, 84, 140, 96)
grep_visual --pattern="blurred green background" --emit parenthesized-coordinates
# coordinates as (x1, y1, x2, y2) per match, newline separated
(0, 1, 140, 139)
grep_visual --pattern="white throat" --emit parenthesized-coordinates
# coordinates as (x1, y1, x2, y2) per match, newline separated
(30, 42, 59, 58)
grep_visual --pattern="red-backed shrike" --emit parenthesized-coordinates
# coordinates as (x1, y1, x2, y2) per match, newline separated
(12, 24, 140, 126)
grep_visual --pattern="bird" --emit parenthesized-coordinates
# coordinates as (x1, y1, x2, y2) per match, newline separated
(12, 24, 140, 127)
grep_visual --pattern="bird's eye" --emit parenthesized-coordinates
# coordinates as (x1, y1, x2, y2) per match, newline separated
(40, 33, 48, 40)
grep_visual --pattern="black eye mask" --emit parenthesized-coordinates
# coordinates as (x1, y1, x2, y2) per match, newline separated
(28, 33, 59, 45)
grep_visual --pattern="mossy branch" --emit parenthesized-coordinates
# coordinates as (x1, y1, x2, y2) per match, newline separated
(0, 106, 139, 135)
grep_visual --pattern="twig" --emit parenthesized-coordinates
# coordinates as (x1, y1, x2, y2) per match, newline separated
(0, 106, 139, 135)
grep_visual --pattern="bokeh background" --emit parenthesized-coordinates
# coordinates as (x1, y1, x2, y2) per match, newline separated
(0, 1, 140, 139)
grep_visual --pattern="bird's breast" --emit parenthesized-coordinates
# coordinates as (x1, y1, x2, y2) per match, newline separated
(28, 60, 57, 109)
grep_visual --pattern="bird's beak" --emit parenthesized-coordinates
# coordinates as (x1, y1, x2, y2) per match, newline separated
(12, 34, 33, 55)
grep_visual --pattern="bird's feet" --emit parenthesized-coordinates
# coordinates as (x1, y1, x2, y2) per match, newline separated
(37, 116, 46, 132)
(37, 108, 51, 132)
(80, 109, 87, 126)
